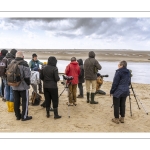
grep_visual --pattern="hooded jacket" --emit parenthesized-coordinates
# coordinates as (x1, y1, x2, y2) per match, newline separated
(40, 56, 60, 88)
(65, 61, 80, 85)
(0, 49, 8, 61)
(29, 59, 43, 71)
(12, 57, 31, 91)
(110, 67, 131, 98)
(77, 59, 84, 83)
(84, 51, 102, 80)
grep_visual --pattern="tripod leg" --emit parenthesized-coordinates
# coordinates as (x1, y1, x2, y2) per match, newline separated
(129, 95, 132, 116)
(58, 88, 66, 98)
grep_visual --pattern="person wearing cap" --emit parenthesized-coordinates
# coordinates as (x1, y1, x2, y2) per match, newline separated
(2, 49, 17, 112)
(29, 53, 44, 94)
(0, 49, 8, 99)
(12, 51, 32, 121)
(84, 51, 102, 104)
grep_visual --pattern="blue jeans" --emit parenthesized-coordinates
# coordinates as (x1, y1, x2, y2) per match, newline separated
(3, 79, 14, 102)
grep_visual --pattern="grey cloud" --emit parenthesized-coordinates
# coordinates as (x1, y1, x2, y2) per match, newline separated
(2, 18, 150, 42)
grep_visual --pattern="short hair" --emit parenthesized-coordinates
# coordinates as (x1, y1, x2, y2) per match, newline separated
(71, 57, 76, 62)
(16, 51, 24, 58)
(120, 61, 127, 67)
(32, 53, 37, 58)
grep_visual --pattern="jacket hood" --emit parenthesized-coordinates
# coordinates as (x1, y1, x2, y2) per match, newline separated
(89, 51, 95, 58)
(117, 67, 130, 74)
(6, 52, 15, 59)
(10, 49, 17, 57)
(77, 59, 83, 65)
(48, 56, 57, 66)
(1, 49, 8, 56)
(70, 61, 78, 65)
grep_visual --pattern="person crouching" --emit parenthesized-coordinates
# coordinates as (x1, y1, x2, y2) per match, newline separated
(110, 61, 131, 124)
(40, 56, 61, 119)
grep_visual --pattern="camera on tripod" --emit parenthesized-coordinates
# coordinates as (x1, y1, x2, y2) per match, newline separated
(61, 75, 74, 85)
(63, 75, 74, 81)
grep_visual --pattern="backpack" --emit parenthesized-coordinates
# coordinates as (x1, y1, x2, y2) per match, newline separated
(6, 60, 24, 87)
(0, 59, 7, 77)
(30, 91, 42, 106)
(0, 58, 14, 77)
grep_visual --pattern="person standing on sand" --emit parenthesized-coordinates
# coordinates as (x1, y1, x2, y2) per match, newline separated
(12, 51, 32, 121)
(65, 57, 80, 106)
(110, 61, 131, 124)
(77, 59, 85, 98)
(29, 53, 44, 94)
(84, 51, 102, 104)
(40, 56, 61, 119)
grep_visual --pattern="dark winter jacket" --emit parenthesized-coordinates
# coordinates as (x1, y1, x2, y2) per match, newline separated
(65, 61, 80, 85)
(40, 56, 60, 88)
(0, 49, 8, 61)
(12, 57, 31, 91)
(84, 51, 102, 80)
(110, 67, 131, 98)
(77, 59, 85, 83)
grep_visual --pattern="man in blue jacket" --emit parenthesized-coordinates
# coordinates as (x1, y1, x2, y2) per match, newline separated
(110, 61, 131, 124)
(29, 53, 43, 94)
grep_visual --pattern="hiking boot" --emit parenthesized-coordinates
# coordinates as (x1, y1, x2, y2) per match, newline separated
(86, 92, 90, 103)
(77, 95, 84, 98)
(54, 108, 61, 119)
(16, 114, 21, 120)
(90, 93, 98, 104)
(46, 107, 50, 118)
(21, 116, 32, 121)
(119, 117, 124, 123)
(112, 118, 119, 124)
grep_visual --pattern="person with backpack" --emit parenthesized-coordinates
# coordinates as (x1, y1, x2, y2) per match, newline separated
(8, 51, 32, 121)
(2, 49, 17, 112)
(40, 56, 61, 119)
(0, 49, 8, 99)
(29, 53, 44, 94)
(84, 51, 102, 104)
(77, 59, 85, 98)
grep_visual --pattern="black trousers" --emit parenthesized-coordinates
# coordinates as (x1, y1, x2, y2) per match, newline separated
(1, 78, 5, 96)
(113, 96, 127, 118)
(13, 90, 29, 119)
(78, 83, 83, 96)
(44, 88, 58, 109)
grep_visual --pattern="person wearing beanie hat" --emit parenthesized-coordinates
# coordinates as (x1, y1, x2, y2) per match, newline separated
(40, 56, 61, 119)
(29, 53, 44, 95)
(0, 49, 8, 99)
(1, 49, 17, 112)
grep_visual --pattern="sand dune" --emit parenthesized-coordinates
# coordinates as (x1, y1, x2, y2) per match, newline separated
(0, 81, 150, 132)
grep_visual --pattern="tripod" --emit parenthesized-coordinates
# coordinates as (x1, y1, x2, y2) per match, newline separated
(129, 84, 148, 116)
(111, 84, 148, 116)
(59, 81, 74, 118)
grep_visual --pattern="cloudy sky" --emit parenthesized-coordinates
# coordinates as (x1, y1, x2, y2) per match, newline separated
(0, 18, 150, 50)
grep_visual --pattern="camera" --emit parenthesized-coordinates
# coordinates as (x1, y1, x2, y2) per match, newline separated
(100, 75, 109, 78)
(97, 73, 109, 78)
(62, 75, 74, 81)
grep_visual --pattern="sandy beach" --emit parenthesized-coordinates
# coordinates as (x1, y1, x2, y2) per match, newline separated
(16, 49, 150, 62)
(0, 81, 150, 132)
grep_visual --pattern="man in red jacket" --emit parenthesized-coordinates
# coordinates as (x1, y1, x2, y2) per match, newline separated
(65, 57, 80, 105)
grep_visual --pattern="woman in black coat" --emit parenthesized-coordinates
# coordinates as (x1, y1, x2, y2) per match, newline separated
(40, 56, 61, 119)
(77, 59, 85, 98)
(110, 61, 131, 124)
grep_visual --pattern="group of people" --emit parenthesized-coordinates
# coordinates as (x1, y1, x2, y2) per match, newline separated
(0, 49, 131, 124)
